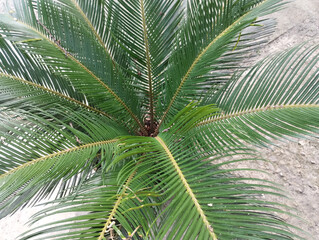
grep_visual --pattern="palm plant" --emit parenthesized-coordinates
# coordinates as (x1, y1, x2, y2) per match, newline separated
(0, 0, 318, 239)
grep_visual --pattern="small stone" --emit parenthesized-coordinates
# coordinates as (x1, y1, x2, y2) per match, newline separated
(207, 203, 213, 207)
(310, 160, 316, 164)
(298, 140, 306, 146)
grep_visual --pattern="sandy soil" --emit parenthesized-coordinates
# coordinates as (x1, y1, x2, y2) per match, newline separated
(0, 0, 318, 239)
(253, 1, 319, 238)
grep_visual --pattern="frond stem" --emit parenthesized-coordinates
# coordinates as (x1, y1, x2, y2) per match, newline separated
(70, 0, 115, 65)
(0, 139, 117, 179)
(140, 0, 155, 133)
(197, 104, 319, 127)
(13, 16, 147, 135)
(155, 136, 217, 240)
(0, 73, 111, 119)
(98, 168, 137, 240)
(66, 54, 147, 135)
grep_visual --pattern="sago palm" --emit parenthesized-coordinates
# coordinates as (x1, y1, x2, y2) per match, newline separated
(0, 0, 318, 239)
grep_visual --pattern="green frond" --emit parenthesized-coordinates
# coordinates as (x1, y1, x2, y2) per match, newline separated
(114, 105, 302, 239)
(0, 72, 111, 119)
(200, 45, 319, 145)
(0, 62, 129, 217)
(0, 61, 128, 173)
(157, 0, 284, 129)
(0, 139, 117, 218)
(12, 0, 113, 73)
(0, 102, 126, 207)
(102, 0, 183, 122)
(20, 171, 161, 240)
(19, 173, 120, 240)
(0, 34, 85, 103)
(0, 14, 145, 133)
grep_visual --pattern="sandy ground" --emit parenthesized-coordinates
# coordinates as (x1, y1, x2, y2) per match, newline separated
(252, 0, 319, 238)
(0, 0, 318, 239)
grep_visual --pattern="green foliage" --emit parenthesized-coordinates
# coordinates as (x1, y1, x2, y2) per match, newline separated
(0, 0, 317, 239)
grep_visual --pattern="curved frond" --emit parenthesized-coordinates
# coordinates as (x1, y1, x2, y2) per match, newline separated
(155, 135, 217, 240)
(0, 94, 126, 216)
(0, 14, 145, 133)
(157, 0, 283, 130)
(19, 173, 120, 240)
(199, 45, 319, 145)
(114, 105, 301, 239)
(0, 60, 129, 217)
(12, 0, 113, 75)
(103, 0, 183, 127)
(0, 139, 117, 218)
(20, 170, 161, 240)
(0, 73, 110, 119)
(0, 57, 128, 173)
